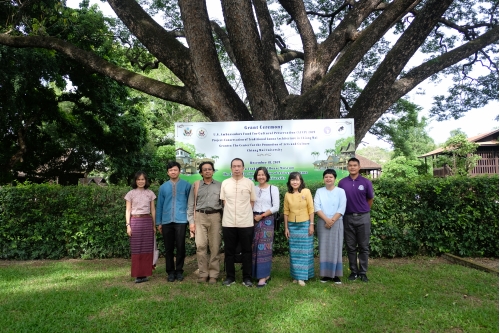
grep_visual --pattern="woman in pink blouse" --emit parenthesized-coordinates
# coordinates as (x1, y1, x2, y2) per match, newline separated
(124, 171, 156, 283)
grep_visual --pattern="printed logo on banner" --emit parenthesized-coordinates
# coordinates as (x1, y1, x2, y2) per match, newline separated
(197, 128, 207, 139)
(183, 127, 193, 137)
(323, 127, 332, 135)
(338, 126, 345, 133)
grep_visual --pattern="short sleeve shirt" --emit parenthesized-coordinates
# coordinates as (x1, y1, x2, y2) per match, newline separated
(338, 175, 374, 214)
(124, 189, 156, 215)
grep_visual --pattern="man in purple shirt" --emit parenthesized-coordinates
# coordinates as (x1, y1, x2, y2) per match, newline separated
(338, 157, 374, 282)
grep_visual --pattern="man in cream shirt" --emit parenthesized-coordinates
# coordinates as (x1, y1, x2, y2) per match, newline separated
(220, 158, 256, 287)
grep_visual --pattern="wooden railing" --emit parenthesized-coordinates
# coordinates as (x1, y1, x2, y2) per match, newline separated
(433, 167, 452, 177)
(471, 157, 499, 175)
(432, 157, 499, 177)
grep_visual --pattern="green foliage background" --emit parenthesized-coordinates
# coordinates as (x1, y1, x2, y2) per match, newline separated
(0, 176, 497, 260)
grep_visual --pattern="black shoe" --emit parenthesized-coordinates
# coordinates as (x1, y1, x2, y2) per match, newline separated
(242, 279, 253, 287)
(348, 273, 358, 281)
(135, 277, 148, 283)
(320, 277, 331, 283)
(176, 273, 184, 282)
(332, 277, 342, 284)
(167, 274, 176, 282)
(222, 278, 235, 286)
(359, 274, 369, 282)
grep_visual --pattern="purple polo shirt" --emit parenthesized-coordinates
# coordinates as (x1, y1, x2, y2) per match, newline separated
(338, 174, 374, 214)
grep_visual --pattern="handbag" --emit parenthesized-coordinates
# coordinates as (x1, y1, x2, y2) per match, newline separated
(270, 186, 282, 231)
(153, 232, 159, 268)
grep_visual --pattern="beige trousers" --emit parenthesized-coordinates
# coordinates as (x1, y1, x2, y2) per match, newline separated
(195, 212, 222, 278)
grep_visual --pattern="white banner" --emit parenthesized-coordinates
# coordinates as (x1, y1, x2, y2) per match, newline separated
(175, 119, 355, 184)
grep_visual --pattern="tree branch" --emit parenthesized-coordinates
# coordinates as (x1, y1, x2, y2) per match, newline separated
(0, 34, 197, 108)
(107, 0, 193, 83)
(221, 0, 280, 119)
(341, 95, 351, 111)
(9, 116, 36, 169)
(297, 0, 386, 90)
(278, 0, 318, 56)
(277, 49, 304, 64)
(391, 26, 499, 100)
(303, 0, 418, 110)
(210, 21, 237, 64)
(252, 0, 289, 104)
(346, 0, 454, 144)
(274, 35, 287, 50)
(179, 0, 251, 121)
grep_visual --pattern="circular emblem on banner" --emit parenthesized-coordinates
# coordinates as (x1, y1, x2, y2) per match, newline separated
(323, 127, 332, 135)
(337, 125, 345, 133)
(197, 128, 207, 139)
(183, 127, 193, 137)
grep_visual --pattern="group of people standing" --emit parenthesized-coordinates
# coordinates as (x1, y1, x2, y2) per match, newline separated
(124, 157, 373, 287)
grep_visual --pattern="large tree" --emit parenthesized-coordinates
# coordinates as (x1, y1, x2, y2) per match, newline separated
(0, 0, 498, 145)
(370, 99, 436, 159)
(0, 4, 150, 183)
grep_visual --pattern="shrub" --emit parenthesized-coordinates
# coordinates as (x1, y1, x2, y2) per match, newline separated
(0, 176, 497, 259)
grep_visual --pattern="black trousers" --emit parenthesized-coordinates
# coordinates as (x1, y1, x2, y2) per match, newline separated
(223, 226, 254, 281)
(343, 213, 371, 275)
(161, 223, 187, 275)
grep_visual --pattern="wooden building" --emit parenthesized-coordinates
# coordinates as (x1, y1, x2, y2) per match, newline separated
(418, 129, 499, 177)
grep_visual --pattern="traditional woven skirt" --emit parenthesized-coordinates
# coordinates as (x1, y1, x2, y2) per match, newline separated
(130, 216, 154, 277)
(288, 221, 314, 280)
(252, 214, 274, 279)
(317, 217, 344, 278)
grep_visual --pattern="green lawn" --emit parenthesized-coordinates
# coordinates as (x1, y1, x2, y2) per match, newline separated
(0, 257, 497, 332)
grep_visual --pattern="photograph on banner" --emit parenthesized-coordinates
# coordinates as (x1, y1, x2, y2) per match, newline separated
(174, 119, 355, 184)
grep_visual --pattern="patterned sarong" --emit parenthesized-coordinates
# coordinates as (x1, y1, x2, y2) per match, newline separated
(130, 216, 154, 277)
(317, 217, 343, 278)
(252, 215, 274, 279)
(288, 221, 314, 280)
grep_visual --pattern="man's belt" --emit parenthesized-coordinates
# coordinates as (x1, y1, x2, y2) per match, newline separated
(196, 209, 222, 214)
(345, 212, 369, 217)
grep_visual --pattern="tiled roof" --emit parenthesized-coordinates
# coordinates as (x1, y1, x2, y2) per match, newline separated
(466, 129, 499, 143)
(419, 129, 499, 158)
(355, 154, 381, 169)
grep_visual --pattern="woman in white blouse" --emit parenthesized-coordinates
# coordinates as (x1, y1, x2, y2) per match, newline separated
(252, 167, 280, 287)
(314, 169, 346, 284)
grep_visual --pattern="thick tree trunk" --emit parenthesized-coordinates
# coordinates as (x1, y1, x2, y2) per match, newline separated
(179, 0, 251, 121)
(0, 0, 497, 148)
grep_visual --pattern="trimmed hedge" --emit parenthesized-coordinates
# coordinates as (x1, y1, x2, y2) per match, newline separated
(370, 176, 499, 257)
(0, 176, 497, 260)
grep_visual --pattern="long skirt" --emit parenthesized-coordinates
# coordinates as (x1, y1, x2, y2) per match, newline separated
(252, 214, 274, 279)
(130, 216, 154, 277)
(317, 217, 343, 278)
(288, 221, 314, 280)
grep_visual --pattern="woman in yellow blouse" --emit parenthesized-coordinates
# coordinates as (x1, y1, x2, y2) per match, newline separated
(284, 172, 315, 286)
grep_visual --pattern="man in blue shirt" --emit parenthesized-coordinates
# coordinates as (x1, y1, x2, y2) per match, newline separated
(156, 161, 191, 282)
(338, 157, 374, 282)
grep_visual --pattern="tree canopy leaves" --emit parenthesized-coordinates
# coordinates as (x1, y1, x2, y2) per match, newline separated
(0, 0, 497, 146)
(0, 4, 150, 183)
